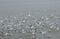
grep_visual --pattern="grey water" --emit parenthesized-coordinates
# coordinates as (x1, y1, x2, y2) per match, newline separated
(0, 0, 60, 39)
(0, 0, 60, 16)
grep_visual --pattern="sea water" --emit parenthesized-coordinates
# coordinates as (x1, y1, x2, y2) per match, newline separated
(0, 0, 60, 39)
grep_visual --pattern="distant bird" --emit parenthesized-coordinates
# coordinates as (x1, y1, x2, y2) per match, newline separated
(41, 31, 47, 35)
(56, 28, 60, 31)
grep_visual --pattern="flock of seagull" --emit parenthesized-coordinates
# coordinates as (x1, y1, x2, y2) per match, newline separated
(0, 14, 60, 39)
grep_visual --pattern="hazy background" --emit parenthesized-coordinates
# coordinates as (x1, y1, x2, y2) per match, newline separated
(0, 0, 60, 17)
(0, 0, 60, 39)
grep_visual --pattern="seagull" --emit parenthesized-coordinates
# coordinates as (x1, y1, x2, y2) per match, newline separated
(56, 28, 60, 31)
(4, 33, 9, 36)
(0, 20, 3, 23)
(27, 13, 31, 17)
(13, 16, 16, 19)
(4, 32, 12, 36)
(41, 31, 47, 35)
